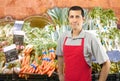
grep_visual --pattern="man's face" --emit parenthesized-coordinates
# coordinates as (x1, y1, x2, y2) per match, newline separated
(68, 10, 84, 30)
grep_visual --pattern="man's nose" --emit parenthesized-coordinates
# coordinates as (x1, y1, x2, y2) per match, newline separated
(73, 18, 77, 22)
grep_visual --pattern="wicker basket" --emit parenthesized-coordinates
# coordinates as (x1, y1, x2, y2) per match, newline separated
(24, 15, 52, 28)
(0, 16, 14, 26)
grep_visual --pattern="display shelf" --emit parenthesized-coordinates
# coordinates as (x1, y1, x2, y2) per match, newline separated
(92, 73, 120, 81)
(0, 73, 59, 81)
(0, 73, 120, 81)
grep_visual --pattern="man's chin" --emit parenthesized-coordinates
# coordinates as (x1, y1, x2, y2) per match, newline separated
(72, 28, 77, 30)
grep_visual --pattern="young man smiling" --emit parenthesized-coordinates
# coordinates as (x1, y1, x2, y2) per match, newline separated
(56, 6, 110, 81)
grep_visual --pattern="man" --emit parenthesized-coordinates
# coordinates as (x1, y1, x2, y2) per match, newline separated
(56, 6, 110, 81)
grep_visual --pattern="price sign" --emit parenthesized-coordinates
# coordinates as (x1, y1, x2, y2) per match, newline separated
(13, 31, 24, 45)
(3, 44, 18, 63)
(13, 21, 24, 31)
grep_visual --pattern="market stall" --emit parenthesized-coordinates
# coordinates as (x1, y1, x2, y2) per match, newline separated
(0, 7, 120, 81)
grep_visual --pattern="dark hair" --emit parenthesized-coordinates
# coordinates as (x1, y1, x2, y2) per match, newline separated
(68, 6, 84, 17)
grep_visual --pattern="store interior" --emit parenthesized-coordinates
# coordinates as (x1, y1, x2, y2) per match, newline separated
(0, 0, 120, 81)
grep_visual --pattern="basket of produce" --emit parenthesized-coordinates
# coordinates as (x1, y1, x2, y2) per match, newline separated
(0, 16, 14, 26)
(92, 50, 120, 81)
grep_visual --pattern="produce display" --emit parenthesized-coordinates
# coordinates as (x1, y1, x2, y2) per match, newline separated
(92, 61, 120, 74)
(83, 7, 120, 51)
(0, 21, 58, 79)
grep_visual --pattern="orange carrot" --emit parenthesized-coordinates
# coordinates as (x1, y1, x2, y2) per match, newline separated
(47, 68, 55, 77)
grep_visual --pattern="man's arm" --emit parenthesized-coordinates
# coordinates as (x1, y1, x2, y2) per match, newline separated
(98, 60, 111, 81)
(57, 56, 64, 81)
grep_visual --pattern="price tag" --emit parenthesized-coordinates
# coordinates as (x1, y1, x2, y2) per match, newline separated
(13, 21, 24, 31)
(13, 31, 24, 45)
(3, 44, 18, 63)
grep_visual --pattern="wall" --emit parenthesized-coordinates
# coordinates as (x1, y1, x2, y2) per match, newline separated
(0, 0, 120, 23)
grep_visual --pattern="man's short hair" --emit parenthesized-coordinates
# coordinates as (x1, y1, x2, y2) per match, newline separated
(68, 6, 84, 17)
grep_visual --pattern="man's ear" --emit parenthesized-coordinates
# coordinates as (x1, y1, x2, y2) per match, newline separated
(82, 17, 85, 22)
(83, 17, 85, 20)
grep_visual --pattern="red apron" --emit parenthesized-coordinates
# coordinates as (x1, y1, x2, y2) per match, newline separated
(63, 37, 91, 81)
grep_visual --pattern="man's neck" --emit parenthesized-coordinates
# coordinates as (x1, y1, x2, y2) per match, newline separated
(72, 29, 82, 37)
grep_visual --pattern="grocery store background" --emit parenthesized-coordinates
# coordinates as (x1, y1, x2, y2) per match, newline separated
(0, 0, 120, 24)
(0, 0, 120, 81)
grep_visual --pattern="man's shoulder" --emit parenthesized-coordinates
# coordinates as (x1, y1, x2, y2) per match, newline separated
(84, 30, 98, 37)
(61, 31, 70, 38)
(58, 31, 70, 42)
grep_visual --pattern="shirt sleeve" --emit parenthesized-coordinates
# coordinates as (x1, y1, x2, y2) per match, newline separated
(56, 37, 63, 56)
(90, 33, 109, 64)
(56, 33, 66, 56)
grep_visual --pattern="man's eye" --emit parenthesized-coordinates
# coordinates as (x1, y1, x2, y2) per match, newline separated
(70, 16, 74, 18)
(76, 16, 80, 18)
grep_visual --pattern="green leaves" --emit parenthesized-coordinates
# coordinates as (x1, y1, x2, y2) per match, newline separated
(47, 7, 69, 27)
(22, 23, 57, 55)
(88, 7, 117, 26)
(84, 7, 119, 50)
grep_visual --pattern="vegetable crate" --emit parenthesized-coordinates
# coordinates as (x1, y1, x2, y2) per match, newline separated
(92, 73, 120, 81)
(0, 73, 59, 81)
(0, 73, 120, 81)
